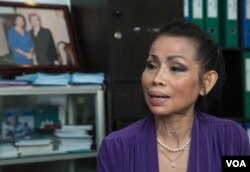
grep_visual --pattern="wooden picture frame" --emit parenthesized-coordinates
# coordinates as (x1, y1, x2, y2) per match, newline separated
(0, 2, 80, 76)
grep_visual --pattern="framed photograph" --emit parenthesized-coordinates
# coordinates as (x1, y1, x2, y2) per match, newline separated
(0, 2, 80, 75)
(1, 107, 35, 140)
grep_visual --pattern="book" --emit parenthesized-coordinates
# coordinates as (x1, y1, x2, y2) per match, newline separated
(59, 125, 93, 131)
(15, 139, 52, 146)
(34, 106, 60, 130)
(0, 79, 29, 87)
(243, 51, 250, 118)
(58, 137, 93, 152)
(220, 0, 239, 47)
(190, 0, 204, 29)
(55, 125, 93, 138)
(242, 0, 250, 47)
(204, 0, 220, 43)
(54, 131, 91, 138)
(70, 72, 105, 84)
(16, 73, 70, 86)
(15, 139, 54, 156)
(55, 125, 93, 152)
(17, 144, 53, 156)
(59, 145, 92, 152)
(184, 0, 190, 21)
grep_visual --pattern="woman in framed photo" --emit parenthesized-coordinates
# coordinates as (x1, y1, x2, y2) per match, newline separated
(7, 14, 34, 65)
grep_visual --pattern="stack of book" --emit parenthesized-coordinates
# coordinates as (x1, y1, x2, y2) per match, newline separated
(15, 139, 54, 156)
(0, 80, 30, 87)
(70, 72, 105, 84)
(55, 125, 93, 152)
(15, 73, 70, 86)
(0, 143, 18, 159)
(15, 72, 105, 85)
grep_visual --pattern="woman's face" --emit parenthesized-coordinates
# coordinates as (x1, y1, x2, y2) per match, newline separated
(15, 16, 25, 27)
(141, 35, 203, 116)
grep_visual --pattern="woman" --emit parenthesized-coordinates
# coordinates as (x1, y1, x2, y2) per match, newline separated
(28, 13, 59, 65)
(97, 19, 250, 171)
(7, 14, 34, 65)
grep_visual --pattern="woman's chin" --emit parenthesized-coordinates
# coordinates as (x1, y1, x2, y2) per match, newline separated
(149, 108, 171, 117)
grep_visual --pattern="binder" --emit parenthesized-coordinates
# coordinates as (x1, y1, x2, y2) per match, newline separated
(184, 0, 190, 21)
(242, 0, 250, 47)
(220, 0, 239, 47)
(204, 0, 219, 43)
(243, 51, 250, 118)
(190, 0, 204, 29)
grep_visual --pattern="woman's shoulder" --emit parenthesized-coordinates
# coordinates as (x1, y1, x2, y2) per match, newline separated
(198, 111, 249, 142)
(196, 111, 250, 154)
(198, 111, 243, 127)
(104, 115, 154, 142)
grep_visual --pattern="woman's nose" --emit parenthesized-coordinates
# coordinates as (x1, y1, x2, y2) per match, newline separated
(153, 69, 166, 86)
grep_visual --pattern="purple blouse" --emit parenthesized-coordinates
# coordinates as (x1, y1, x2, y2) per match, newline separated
(97, 111, 250, 172)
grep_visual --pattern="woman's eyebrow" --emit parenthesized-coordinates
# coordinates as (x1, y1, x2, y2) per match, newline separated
(149, 54, 187, 62)
(166, 55, 187, 61)
(149, 54, 159, 59)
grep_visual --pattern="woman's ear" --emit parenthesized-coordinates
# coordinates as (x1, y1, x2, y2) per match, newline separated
(199, 70, 218, 96)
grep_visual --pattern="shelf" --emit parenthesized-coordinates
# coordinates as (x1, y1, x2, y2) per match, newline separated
(0, 85, 105, 169)
(0, 85, 103, 95)
(0, 151, 97, 166)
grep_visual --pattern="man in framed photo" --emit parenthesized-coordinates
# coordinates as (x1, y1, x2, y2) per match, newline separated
(28, 12, 60, 65)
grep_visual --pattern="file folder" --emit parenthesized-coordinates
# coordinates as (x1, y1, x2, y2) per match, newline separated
(204, 0, 219, 43)
(184, 0, 190, 21)
(242, 0, 250, 47)
(220, 0, 239, 47)
(190, 0, 204, 29)
(243, 51, 250, 118)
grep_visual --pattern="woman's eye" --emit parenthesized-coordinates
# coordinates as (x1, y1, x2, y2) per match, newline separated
(170, 66, 186, 72)
(146, 62, 157, 70)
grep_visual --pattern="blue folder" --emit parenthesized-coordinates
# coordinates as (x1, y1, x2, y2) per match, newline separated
(242, 0, 250, 47)
(184, 0, 190, 21)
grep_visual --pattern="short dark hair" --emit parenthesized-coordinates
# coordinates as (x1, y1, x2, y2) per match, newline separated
(154, 18, 226, 113)
(28, 13, 41, 22)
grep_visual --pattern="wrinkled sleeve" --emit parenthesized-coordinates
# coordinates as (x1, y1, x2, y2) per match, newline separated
(97, 138, 117, 172)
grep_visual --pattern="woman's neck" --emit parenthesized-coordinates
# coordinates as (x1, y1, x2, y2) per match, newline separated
(15, 25, 23, 31)
(155, 111, 194, 147)
(14, 26, 25, 35)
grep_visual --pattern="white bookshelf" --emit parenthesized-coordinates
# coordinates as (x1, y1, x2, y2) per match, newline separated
(0, 85, 105, 171)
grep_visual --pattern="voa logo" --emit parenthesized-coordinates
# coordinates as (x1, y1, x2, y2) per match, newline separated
(226, 160, 247, 167)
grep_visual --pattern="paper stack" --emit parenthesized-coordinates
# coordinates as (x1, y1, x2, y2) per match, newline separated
(55, 125, 93, 152)
(15, 139, 54, 156)
(15, 72, 105, 86)
(0, 143, 18, 159)
(70, 72, 104, 84)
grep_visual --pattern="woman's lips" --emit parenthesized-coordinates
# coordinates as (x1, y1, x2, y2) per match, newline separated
(149, 92, 170, 106)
